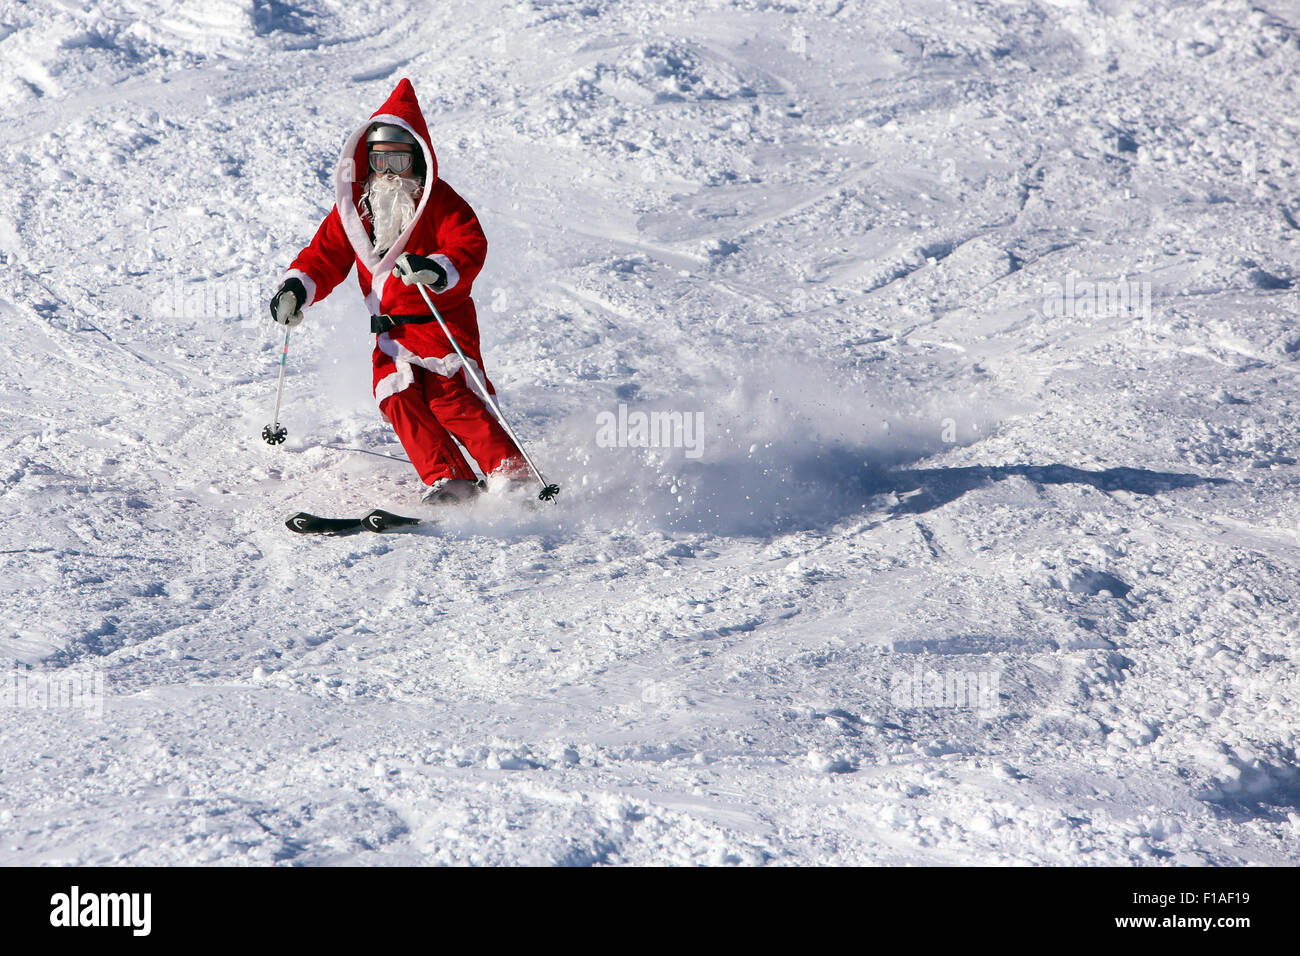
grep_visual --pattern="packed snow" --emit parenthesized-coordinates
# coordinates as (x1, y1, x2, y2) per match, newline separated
(2, 0, 1299, 865)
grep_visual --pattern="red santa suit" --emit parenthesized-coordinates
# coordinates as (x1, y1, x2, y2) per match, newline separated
(282, 78, 523, 486)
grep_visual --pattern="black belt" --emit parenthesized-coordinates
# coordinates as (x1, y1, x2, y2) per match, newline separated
(371, 313, 437, 334)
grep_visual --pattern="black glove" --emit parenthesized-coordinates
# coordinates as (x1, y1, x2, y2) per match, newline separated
(393, 253, 448, 292)
(270, 277, 307, 327)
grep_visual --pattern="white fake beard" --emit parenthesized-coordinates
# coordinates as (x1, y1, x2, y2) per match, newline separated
(363, 173, 421, 255)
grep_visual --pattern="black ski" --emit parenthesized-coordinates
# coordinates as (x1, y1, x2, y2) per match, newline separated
(361, 509, 421, 532)
(286, 510, 421, 535)
(286, 513, 363, 534)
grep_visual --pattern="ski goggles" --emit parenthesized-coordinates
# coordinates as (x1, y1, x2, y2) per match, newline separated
(368, 148, 414, 175)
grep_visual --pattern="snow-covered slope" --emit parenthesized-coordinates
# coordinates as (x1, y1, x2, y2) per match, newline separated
(2, 0, 1299, 864)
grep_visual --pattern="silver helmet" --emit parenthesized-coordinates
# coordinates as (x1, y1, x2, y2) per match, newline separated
(366, 123, 417, 146)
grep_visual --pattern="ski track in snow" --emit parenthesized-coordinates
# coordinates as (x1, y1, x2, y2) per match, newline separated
(2, 0, 1300, 864)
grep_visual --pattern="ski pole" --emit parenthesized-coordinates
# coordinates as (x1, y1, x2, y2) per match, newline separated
(409, 281, 559, 501)
(262, 328, 291, 445)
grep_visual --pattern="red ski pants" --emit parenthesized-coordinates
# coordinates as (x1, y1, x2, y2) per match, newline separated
(376, 358, 523, 485)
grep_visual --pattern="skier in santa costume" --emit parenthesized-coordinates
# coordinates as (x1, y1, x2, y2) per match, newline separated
(269, 78, 526, 504)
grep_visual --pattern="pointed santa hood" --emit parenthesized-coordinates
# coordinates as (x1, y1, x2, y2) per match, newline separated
(333, 78, 440, 284)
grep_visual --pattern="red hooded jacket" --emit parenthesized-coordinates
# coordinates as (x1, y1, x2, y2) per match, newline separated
(283, 78, 493, 391)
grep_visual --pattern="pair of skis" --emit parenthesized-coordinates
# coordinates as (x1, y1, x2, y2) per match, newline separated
(286, 509, 421, 535)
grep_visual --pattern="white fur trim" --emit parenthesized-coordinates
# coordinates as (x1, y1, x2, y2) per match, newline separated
(374, 363, 415, 404)
(284, 268, 317, 306)
(430, 253, 459, 292)
(376, 332, 492, 406)
(334, 114, 436, 284)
